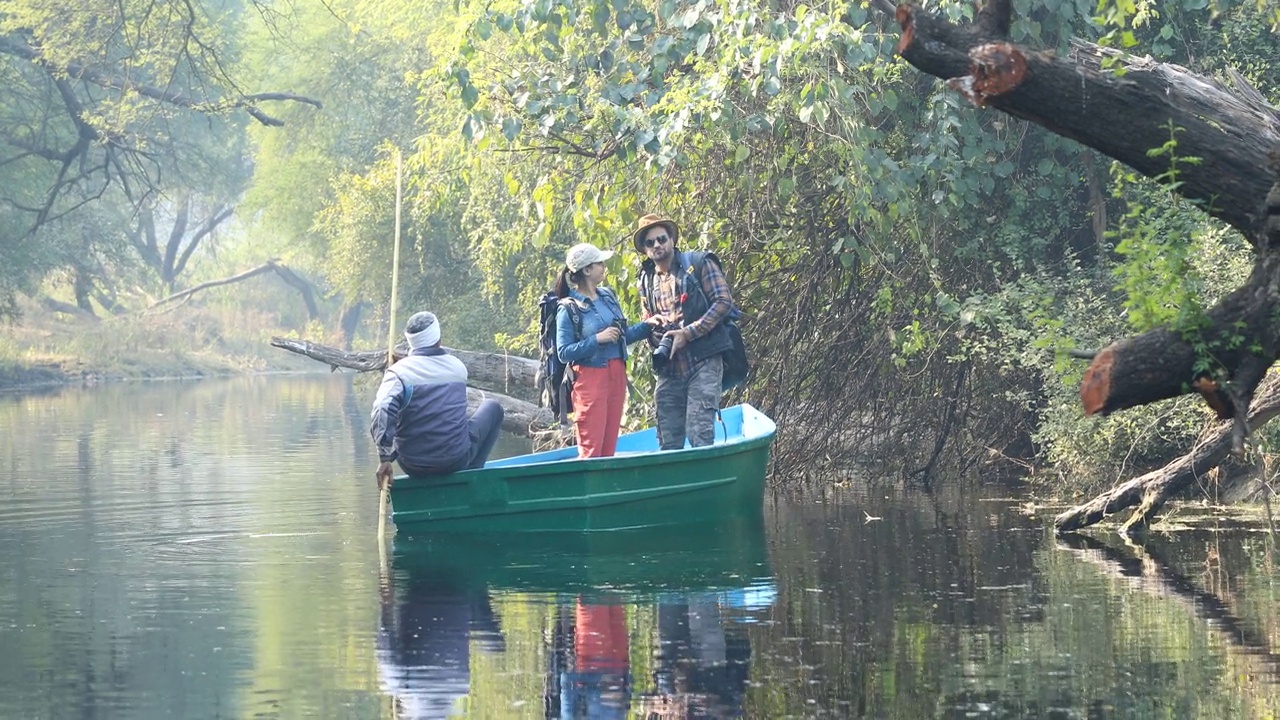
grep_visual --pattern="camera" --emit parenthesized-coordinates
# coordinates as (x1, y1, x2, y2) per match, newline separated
(604, 318, 627, 344)
(652, 326, 678, 371)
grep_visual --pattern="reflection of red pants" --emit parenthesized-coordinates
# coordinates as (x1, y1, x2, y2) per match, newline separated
(575, 601, 629, 672)
(572, 358, 627, 458)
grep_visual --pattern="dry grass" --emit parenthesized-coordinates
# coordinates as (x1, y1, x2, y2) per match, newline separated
(0, 297, 316, 388)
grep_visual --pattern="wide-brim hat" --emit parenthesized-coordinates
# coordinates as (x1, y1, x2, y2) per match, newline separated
(565, 242, 615, 272)
(631, 213, 680, 253)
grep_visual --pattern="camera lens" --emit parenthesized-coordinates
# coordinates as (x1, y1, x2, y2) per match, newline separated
(654, 334, 674, 358)
(652, 334, 675, 371)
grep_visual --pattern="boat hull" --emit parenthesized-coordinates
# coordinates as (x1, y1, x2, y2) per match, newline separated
(388, 403, 774, 533)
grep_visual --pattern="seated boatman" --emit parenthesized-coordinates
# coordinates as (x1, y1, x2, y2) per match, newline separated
(370, 311, 504, 489)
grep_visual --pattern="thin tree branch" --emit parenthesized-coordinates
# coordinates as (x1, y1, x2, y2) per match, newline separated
(0, 36, 323, 126)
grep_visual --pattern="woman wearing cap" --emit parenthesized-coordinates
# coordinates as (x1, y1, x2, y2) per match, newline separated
(555, 242, 665, 458)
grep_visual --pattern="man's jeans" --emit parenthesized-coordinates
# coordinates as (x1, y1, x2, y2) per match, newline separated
(463, 399, 505, 469)
(654, 355, 723, 450)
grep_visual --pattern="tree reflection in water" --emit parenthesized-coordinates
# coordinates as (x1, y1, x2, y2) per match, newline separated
(1058, 531, 1280, 678)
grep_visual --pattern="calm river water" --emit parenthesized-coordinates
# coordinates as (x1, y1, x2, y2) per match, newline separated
(3, 375, 1280, 719)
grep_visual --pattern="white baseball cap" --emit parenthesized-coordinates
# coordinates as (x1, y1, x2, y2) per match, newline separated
(565, 243, 615, 272)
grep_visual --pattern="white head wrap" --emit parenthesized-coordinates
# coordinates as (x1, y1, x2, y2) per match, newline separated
(404, 311, 441, 349)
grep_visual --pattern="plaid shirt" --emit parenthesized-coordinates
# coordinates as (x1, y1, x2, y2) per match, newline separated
(646, 255, 734, 380)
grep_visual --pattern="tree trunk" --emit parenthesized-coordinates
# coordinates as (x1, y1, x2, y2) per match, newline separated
(339, 301, 366, 350)
(891, 1, 1280, 531)
(268, 336, 553, 437)
(72, 270, 95, 315)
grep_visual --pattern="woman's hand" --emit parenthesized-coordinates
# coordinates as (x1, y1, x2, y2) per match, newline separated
(595, 326, 623, 344)
(646, 311, 681, 326)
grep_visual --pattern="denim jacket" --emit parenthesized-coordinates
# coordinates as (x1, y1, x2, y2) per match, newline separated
(556, 287, 650, 367)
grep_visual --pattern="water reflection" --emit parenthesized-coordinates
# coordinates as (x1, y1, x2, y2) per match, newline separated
(378, 515, 774, 718)
(9, 376, 1280, 718)
(1058, 531, 1280, 678)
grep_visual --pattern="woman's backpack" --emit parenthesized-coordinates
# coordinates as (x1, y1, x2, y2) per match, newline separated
(536, 292, 582, 426)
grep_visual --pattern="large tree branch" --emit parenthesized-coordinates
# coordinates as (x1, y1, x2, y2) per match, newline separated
(1055, 372, 1280, 533)
(892, 3, 1280, 447)
(148, 260, 322, 319)
(150, 261, 275, 307)
(0, 36, 322, 127)
(268, 264, 319, 320)
(892, 7, 1280, 239)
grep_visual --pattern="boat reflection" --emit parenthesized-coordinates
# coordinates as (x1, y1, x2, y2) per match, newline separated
(378, 514, 775, 718)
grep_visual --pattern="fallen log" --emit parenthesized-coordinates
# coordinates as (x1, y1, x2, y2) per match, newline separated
(1055, 373, 1280, 534)
(270, 335, 554, 437)
(465, 388, 555, 437)
(270, 336, 542, 402)
(40, 296, 98, 321)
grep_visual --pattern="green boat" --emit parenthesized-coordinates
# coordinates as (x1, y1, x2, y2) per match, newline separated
(389, 402, 775, 534)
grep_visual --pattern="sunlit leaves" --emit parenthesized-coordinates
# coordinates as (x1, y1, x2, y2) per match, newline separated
(443, 0, 881, 174)
(275, 0, 1277, 477)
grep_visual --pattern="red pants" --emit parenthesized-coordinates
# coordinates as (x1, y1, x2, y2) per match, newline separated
(571, 358, 627, 458)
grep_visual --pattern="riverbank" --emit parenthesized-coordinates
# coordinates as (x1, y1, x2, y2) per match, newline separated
(0, 299, 318, 391)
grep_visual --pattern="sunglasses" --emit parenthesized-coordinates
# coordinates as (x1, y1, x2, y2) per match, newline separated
(643, 234, 670, 248)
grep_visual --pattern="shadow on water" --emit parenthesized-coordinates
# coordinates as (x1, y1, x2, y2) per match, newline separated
(377, 512, 776, 718)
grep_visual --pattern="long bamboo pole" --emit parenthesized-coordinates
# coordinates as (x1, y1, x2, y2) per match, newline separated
(378, 149, 404, 544)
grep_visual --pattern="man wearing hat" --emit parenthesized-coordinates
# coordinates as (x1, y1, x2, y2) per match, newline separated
(633, 214, 738, 450)
(370, 311, 505, 488)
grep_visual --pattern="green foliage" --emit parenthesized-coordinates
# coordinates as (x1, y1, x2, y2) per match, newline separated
(5, 0, 1273, 487)
(0, 0, 295, 315)
(238, 0, 426, 253)
(1093, 0, 1280, 65)
(1109, 166, 1208, 333)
